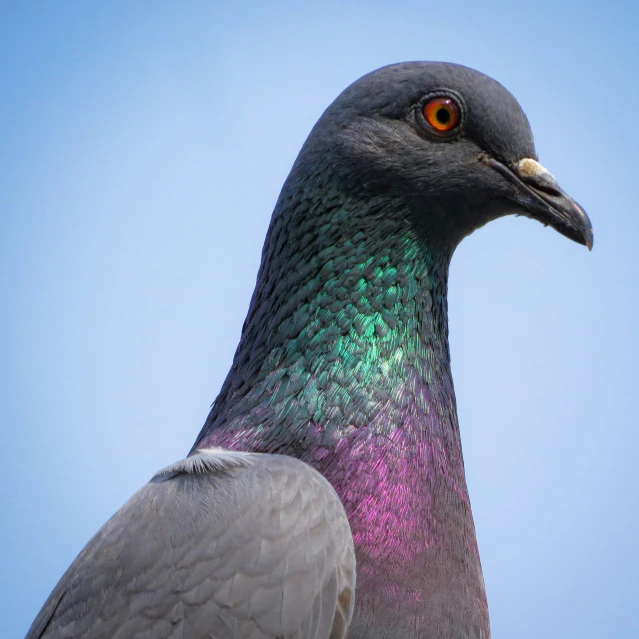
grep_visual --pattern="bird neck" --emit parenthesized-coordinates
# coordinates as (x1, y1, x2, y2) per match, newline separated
(196, 201, 455, 452)
(194, 192, 489, 636)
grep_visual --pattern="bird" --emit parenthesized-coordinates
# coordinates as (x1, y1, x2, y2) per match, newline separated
(26, 62, 592, 639)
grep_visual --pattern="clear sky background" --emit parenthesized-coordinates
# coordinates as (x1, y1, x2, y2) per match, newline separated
(2, 2, 637, 637)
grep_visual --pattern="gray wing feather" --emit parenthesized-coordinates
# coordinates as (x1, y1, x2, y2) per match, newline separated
(26, 448, 355, 639)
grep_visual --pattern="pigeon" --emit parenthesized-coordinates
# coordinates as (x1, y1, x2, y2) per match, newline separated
(26, 62, 592, 639)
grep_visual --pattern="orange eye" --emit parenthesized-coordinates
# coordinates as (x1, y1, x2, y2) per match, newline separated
(423, 97, 460, 132)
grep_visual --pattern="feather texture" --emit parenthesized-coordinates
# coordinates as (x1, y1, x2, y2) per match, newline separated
(26, 449, 355, 639)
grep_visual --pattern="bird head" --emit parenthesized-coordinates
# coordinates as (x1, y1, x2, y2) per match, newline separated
(296, 62, 593, 251)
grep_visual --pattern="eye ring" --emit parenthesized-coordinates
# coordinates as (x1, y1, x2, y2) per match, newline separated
(422, 95, 461, 133)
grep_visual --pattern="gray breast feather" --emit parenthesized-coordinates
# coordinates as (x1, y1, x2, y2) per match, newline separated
(26, 449, 356, 639)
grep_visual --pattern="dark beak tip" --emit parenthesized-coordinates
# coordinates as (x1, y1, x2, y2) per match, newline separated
(572, 201, 594, 251)
(586, 230, 594, 251)
(577, 229, 594, 251)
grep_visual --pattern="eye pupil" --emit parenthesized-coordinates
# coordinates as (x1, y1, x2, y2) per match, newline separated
(436, 108, 450, 124)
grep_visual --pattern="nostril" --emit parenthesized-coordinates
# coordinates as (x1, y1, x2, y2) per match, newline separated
(526, 181, 562, 198)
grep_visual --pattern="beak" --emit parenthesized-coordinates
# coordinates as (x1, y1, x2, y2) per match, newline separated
(482, 156, 594, 250)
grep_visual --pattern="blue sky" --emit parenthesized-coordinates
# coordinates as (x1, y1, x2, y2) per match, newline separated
(2, 1, 637, 637)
